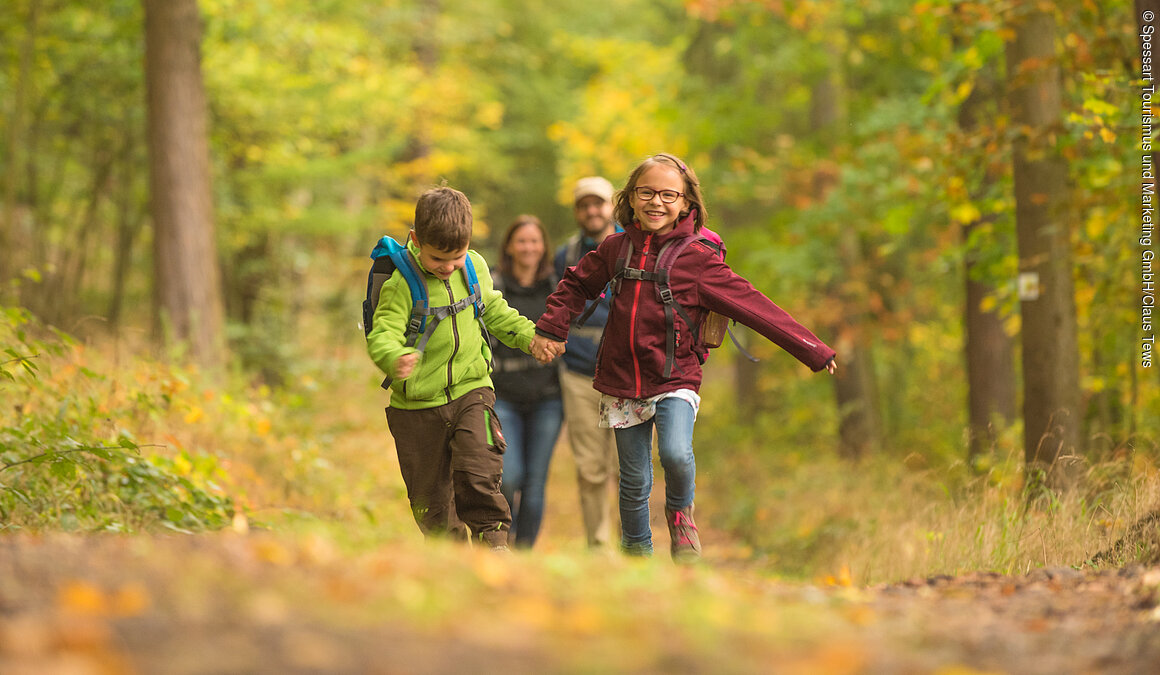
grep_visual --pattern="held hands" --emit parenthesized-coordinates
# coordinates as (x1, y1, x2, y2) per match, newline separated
(530, 335, 566, 364)
(394, 352, 420, 380)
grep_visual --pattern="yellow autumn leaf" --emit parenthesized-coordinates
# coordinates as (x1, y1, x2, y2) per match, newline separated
(475, 100, 504, 130)
(562, 602, 602, 635)
(112, 583, 151, 617)
(173, 453, 193, 476)
(472, 550, 511, 588)
(254, 539, 294, 566)
(59, 580, 108, 615)
(817, 564, 853, 587)
(1086, 211, 1109, 238)
(954, 80, 973, 102)
(509, 596, 556, 629)
(184, 406, 204, 424)
(963, 46, 983, 69)
(1003, 313, 1020, 337)
(950, 202, 981, 225)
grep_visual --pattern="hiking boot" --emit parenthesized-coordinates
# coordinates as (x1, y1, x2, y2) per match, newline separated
(477, 528, 510, 551)
(665, 505, 702, 563)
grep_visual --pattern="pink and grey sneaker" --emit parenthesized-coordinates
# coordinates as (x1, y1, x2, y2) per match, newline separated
(665, 505, 702, 563)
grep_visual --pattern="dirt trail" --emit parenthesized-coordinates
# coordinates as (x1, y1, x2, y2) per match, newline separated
(2, 533, 1159, 674)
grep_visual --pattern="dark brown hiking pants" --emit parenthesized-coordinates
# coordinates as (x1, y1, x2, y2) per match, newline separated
(386, 387, 510, 548)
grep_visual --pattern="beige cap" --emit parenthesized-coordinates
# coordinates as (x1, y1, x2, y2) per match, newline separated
(573, 176, 614, 204)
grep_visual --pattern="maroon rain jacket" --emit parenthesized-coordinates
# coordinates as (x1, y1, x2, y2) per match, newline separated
(536, 211, 836, 399)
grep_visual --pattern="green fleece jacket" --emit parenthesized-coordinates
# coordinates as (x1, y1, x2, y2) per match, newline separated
(367, 240, 536, 410)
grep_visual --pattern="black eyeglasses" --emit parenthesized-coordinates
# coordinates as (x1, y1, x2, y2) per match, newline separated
(633, 187, 684, 204)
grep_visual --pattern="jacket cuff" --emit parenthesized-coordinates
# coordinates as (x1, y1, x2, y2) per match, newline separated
(535, 326, 567, 342)
(813, 354, 836, 372)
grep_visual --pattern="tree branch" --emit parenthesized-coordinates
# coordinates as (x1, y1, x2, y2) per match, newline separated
(0, 443, 165, 473)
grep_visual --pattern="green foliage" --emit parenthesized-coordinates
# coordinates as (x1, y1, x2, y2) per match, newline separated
(0, 0, 149, 323)
(0, 307, 235, 532)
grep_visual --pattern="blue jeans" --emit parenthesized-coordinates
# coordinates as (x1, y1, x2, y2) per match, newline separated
(495, 397, 564, 548)
(614, 397, 697, 555)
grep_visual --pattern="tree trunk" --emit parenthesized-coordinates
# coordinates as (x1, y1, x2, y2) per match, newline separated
(143, 0, 225, 368)
(964, 249, 1017, 458)
(50, 148, 115, 331)
(684, 21, 765, 415)
(832, 331, 880, 461)
(109, 127, 146, 330)
(811, 54, 881, 461)
(1005, 5, 1081, 491)
(2, 0, 39, 298)
(954, 45, 1017, 462)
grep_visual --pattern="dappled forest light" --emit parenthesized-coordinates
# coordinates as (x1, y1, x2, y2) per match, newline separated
(4, 2, 1160, 671)
(1, 0, 1157, 584)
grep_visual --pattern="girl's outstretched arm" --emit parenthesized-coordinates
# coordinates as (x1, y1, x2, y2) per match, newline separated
(695, 251, 837, 372)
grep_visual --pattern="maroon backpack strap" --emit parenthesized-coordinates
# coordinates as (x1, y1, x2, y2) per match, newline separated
(576, 236, 633, 327)
(651, 235, 707, 379)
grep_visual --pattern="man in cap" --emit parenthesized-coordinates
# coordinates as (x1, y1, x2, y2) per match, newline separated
(554, 176, 621, 548)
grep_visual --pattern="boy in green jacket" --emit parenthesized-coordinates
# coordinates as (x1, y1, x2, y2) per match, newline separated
(367, 187, 562, 550)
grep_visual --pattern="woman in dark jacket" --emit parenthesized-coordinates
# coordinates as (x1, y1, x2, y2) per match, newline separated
(492, 215, 563, 548)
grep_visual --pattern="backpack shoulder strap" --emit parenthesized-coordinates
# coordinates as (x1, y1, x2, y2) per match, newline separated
(364, 254, 397, 337)
(388, 245, 430, 347)
(364, 235, 429, 390)
(364, 235, 428, 339)
(462, 253, 484, 317)
(576, 235, 632, 327)
(650, 235, 704, 378)
(461, 254, 493, 369)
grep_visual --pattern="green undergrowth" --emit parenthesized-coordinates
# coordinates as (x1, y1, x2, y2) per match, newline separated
(1, 307, 235, 531)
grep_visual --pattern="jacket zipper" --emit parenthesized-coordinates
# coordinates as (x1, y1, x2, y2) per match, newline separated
(628, 234, 652, 398)
(444, 278, 458, 404)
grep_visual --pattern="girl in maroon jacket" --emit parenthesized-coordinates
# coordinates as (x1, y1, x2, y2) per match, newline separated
(536, 153, 837, 561)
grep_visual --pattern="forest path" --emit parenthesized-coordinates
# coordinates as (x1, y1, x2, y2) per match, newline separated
(2, 531, 1158, 674)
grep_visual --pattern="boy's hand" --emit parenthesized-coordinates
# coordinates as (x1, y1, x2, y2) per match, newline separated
(395, 352, 420, 379)
(824, 357, 838, 375)
(530, 335, 565, 364)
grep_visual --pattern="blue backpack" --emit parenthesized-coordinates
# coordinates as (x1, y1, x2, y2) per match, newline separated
(362, 235, 487, 366)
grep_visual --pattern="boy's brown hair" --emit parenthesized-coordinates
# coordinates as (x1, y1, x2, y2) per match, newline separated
(414, 187, 473, 251)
